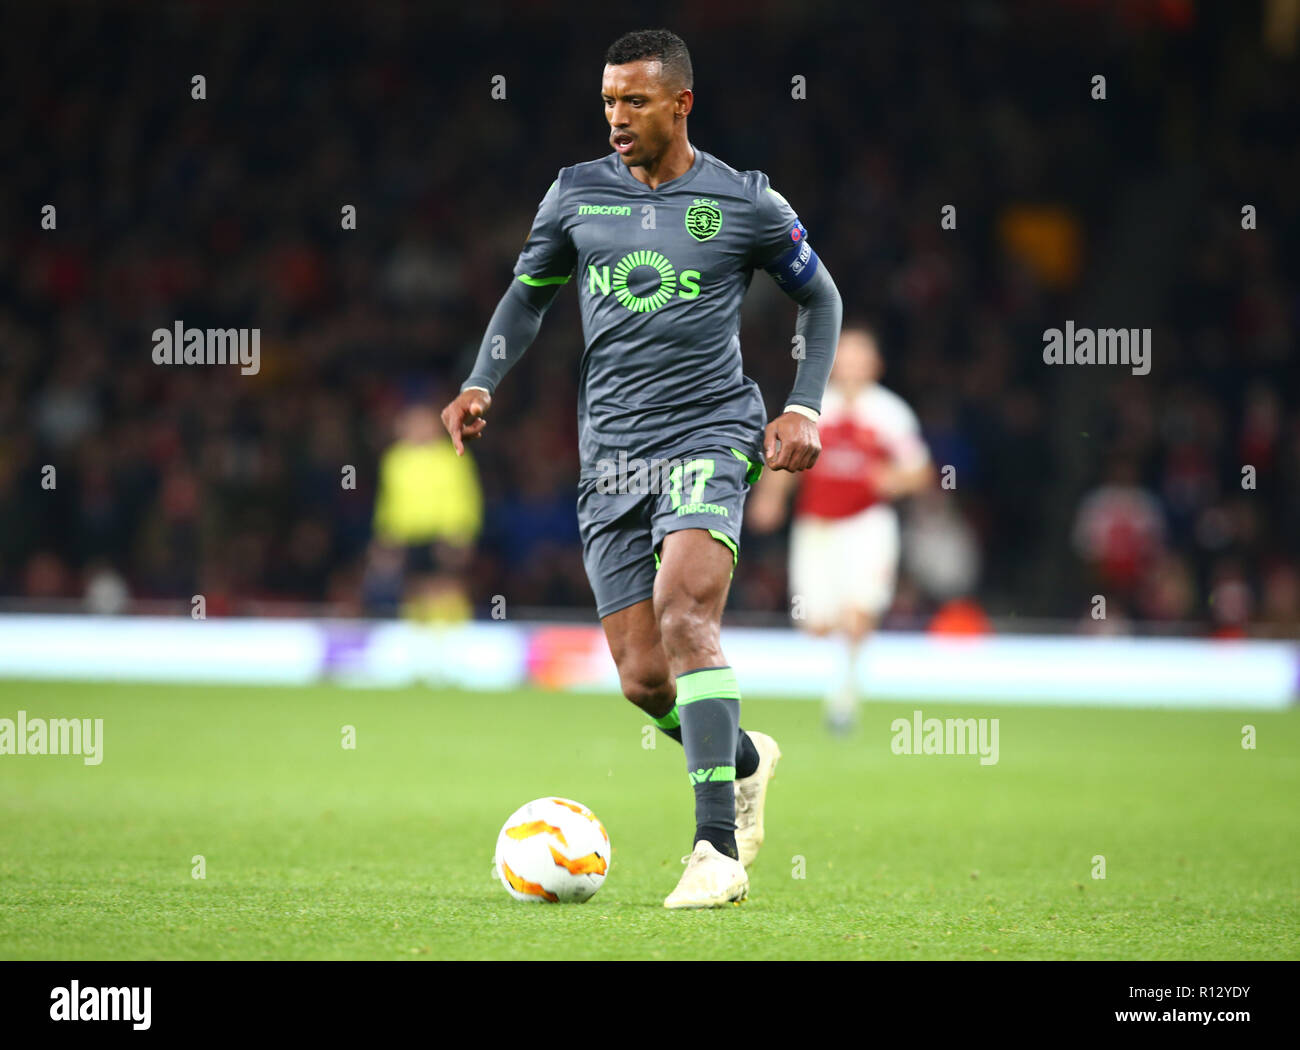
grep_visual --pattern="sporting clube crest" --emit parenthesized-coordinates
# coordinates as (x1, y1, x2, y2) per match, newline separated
(684, 198, 722, 241)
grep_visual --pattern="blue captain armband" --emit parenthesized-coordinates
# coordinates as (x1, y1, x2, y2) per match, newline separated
(762, 220, 819, 293)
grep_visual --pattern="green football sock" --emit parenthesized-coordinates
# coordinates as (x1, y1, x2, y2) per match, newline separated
(653, 704, 759, 778)
(676, 666, 742, 859)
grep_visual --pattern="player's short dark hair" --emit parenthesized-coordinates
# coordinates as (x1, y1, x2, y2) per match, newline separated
(841, 318, 881, 345)
(605, 29, 693, 92)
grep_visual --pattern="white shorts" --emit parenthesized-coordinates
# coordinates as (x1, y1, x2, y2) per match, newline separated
(789, 503, 900, 626)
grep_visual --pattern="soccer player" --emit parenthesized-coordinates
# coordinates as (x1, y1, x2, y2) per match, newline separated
(748, 325, 933, 733)
(441, 29, 841, 908)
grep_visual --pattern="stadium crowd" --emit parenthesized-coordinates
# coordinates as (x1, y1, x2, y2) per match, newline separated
(1, 1, 1296, 635)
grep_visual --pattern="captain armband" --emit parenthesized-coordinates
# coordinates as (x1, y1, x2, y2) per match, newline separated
(761, 220, 820, 293)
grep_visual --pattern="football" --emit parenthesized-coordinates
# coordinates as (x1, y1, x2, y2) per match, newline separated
(492, 797, 611, 903)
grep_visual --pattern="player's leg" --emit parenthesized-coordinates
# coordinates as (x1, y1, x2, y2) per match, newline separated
(654, 526, 736, 853)
(647, 450, 776, 903)
(789, 511, 845, 716)
(654, 526, 750, 905)
(601, 598, 675, 721)
(788, 514, 837, 633)
(578, 482, 677, 724)
(579, 485, 742, 907)
(828, 504, 901, 731)
(600, 598, 762, 770)
(826, 607, 875, 734)
(824, 515, 866, 732)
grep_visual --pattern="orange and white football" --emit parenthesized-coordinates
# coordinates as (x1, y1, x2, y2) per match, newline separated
(492, 797, 611, 903)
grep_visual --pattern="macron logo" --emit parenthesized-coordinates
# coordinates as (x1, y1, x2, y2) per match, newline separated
(50, 981, 151, 1030)
(577, 204, 631, 216)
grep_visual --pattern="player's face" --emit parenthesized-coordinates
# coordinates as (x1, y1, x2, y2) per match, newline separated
(832, 332, 882, 388)
(602, 60, 684, 167)
(400, 405, 440, 443)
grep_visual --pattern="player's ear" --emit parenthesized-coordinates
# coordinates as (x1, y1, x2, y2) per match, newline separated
(676, 88, 693, 119)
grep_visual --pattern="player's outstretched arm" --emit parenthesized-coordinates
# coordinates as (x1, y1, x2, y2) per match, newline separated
(443, 171, 574, 455)
(873, 460, 936, 501)
(751, 174, 842, 471)
(440, 277, 562, 455)
(764, 264, 843, 471)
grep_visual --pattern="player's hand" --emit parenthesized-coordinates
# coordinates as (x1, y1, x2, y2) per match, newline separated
(441, 388, 492, 456)
(763, 411, 820, 472)
(869, 462, 934, 501)
(869, 464, 905, 501)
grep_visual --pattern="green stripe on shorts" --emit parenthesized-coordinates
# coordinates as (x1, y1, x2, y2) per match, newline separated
(730, 447, 763, 485)
(708, 529, 738, 565)
(656, 530, 737, 570)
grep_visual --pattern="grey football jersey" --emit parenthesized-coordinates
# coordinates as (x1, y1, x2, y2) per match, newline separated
(511, 148, 814, 479)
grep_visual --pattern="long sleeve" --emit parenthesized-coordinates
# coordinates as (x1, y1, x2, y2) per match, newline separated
(460, 277, 564, 394)
(784, 263, 842, 414)
(748, 173, 842, 415)
(461, 173, 574, 394)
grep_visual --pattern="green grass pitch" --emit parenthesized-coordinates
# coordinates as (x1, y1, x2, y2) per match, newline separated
(1, 679, 1297, 960)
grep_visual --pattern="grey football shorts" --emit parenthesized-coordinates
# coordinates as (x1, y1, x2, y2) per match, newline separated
(576, 446, 764, 619)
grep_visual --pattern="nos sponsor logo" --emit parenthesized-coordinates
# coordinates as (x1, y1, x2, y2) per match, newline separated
(588, 250, 701, 313)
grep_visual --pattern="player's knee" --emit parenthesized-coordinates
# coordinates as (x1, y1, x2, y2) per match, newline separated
(657, 600, 719, 660)
(618, 664, 673, 716)
(845, 610, 875, 642)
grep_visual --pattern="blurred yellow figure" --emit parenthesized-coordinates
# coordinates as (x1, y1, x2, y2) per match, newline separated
(372, 404, 482, 622)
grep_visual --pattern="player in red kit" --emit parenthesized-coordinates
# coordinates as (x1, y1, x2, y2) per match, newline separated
(748, 325, 934, 732)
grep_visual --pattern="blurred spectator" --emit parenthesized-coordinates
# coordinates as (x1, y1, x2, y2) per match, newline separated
(1258, 562, 1300, 638)
(1072, 459, 1167, 596)
(83, 562, 130, 615)
(903, 487, 980, 603)
(370, 404, 482, 621)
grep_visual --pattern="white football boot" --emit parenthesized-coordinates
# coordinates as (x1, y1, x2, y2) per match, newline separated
(663, 840, 749, 909)
(734, 731, 781, 868)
